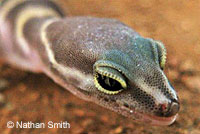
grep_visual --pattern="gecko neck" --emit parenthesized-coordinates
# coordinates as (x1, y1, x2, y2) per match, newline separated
(0, 0, 63, 72)
(0, 0, 92, 100)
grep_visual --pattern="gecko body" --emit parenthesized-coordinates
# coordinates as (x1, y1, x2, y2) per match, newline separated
(0, 0, 180, 125)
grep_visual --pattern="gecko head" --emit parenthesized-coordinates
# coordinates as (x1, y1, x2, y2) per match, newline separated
(92, 38, 180, 125)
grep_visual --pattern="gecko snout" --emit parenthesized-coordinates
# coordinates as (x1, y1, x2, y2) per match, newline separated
(158, 99, 180, 117)
(166, 100, 180, 117)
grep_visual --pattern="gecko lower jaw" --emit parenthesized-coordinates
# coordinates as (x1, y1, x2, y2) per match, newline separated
(141, 113, 178, 126)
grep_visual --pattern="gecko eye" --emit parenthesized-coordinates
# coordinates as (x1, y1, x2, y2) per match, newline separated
(94, 66, 127, 94)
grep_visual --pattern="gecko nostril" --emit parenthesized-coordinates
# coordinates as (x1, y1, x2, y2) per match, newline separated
(166, 101, 180, 117)
(156, 100, 180, 117)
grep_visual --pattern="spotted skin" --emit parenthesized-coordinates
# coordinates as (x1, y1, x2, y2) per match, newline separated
(0, 0, 180, 125)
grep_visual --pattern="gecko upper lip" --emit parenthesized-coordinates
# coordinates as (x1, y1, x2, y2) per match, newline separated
(126, 109, 178, 125)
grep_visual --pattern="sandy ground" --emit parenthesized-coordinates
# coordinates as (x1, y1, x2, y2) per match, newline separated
(0, 0, 200, 134)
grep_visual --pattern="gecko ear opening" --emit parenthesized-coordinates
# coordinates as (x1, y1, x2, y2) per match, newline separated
(154, 40, 167, 70)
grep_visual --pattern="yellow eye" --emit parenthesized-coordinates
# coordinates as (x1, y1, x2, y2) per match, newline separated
(94, 66, 127, 94)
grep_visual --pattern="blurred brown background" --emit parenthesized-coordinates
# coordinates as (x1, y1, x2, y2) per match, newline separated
(0, 0, 200, 134)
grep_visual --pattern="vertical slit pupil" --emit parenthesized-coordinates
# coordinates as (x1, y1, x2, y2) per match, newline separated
(97, 73, 123, 91)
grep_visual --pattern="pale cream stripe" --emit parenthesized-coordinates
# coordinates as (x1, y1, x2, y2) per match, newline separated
(0, 0, 26, 20)
(40, 19, 94, 89)
(16, 6, 60, 55)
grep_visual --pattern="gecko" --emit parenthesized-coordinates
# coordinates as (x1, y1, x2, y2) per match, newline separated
(0, 0, 180, 125)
